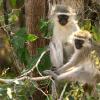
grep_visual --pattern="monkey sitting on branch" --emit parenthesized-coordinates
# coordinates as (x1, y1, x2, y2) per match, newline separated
(47, 4, 80, 99)
(44, 30, 100, 96)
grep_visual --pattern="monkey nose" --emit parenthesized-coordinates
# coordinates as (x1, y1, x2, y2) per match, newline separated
(59, 20, 67, 26)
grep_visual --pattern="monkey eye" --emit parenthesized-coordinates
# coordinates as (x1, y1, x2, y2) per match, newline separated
(75, 39, 84, 43)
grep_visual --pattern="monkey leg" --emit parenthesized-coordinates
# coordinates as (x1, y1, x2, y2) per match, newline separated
(49, 41, 63, 68)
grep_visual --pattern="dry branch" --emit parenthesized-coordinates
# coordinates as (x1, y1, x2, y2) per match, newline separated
(0, 76, 51, 84)
(20, 49, 49, 77)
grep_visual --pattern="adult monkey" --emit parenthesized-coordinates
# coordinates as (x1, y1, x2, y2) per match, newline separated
(48, 4, 80, 99)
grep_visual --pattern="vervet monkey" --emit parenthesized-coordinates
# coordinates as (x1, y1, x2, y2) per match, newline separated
(49, 4, 80, 68)
(44, 30, 100, 85)
(48, 4, 80, 99)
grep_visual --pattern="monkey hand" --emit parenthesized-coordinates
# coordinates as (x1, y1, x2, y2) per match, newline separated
(43, 70, 54, 75)
(56, 68, 63, 74)
(51, 66, 57, 71)
(51, 66, 60, 74)
(43, 70, 58, 80)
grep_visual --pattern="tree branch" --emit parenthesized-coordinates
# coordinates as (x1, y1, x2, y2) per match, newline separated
(0, 76, 51, 84)
(59, 83, 67, 100)
(20, 49, 49, 77)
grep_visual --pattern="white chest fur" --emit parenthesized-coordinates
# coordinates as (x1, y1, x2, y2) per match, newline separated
(53, 21, 80, 44)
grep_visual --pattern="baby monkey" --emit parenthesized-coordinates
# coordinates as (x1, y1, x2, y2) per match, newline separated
(44, 30, 100, 85)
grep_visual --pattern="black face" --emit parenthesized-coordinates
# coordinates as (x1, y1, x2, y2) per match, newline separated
(58, 14, 69, 26)
(74, 39, 84, 49)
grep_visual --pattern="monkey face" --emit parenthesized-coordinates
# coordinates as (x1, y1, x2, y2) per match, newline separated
(74, 39, 84, 49)
(58, 14, 69, 26)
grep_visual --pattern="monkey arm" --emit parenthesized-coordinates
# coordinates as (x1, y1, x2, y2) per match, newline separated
(43, 66, 100, 83)
(57, 50, 82, 73)
(43, 67, 83, 82)
(43, 64, 100, 83)
(49, 40, 63, 68)
(55, 67, 86, 82)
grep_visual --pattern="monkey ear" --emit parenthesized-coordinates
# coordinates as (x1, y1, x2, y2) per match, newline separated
(48, 4, 56, 19)
(51, 5, 56, 13)
(48, 0, 56, 19)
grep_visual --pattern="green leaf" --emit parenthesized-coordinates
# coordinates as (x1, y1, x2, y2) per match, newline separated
(26, 34, 38, 42)
(37, 47, 51, 71)
(15, 28, 38, 42)
(9, 14, 18, 23)
(11, 36, 25, 48)
(0, 0, 3, 9)
(92, 26, 100, 41)
(16, 27, 26, 36)
(9, 0, 16, 8)
(39, 19, 52, 38)
(11, 28, 32, 65)
(81, 20, 91, 31)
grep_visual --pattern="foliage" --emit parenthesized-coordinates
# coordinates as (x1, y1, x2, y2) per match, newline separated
(81, 20, 100, 41)
(39, 19, 52, 39)
(0, 80, 36, 100)
(9, 0, 24, 8)
(0, 0, 2, 9)
(11, 28, 38, 65)
(37, 47, 51, 71)
(9, 0, 17, 8)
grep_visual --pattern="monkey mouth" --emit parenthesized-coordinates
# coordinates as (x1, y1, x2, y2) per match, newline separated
(60, 22, 67, 26)
(75, 45, 83, 49)
(59, 19, 68, 26)
(59, 20, 67, 25)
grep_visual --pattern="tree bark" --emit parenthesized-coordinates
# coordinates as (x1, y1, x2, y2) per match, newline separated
(25, 0, 49, 99)
(25, 0, 48, 55)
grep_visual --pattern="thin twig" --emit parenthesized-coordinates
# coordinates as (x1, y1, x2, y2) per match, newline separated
(59, 83, 67, 100)
(20, 49, 49, 77)
(34, 84, 50, 100)
(0, 76, 51, 84)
